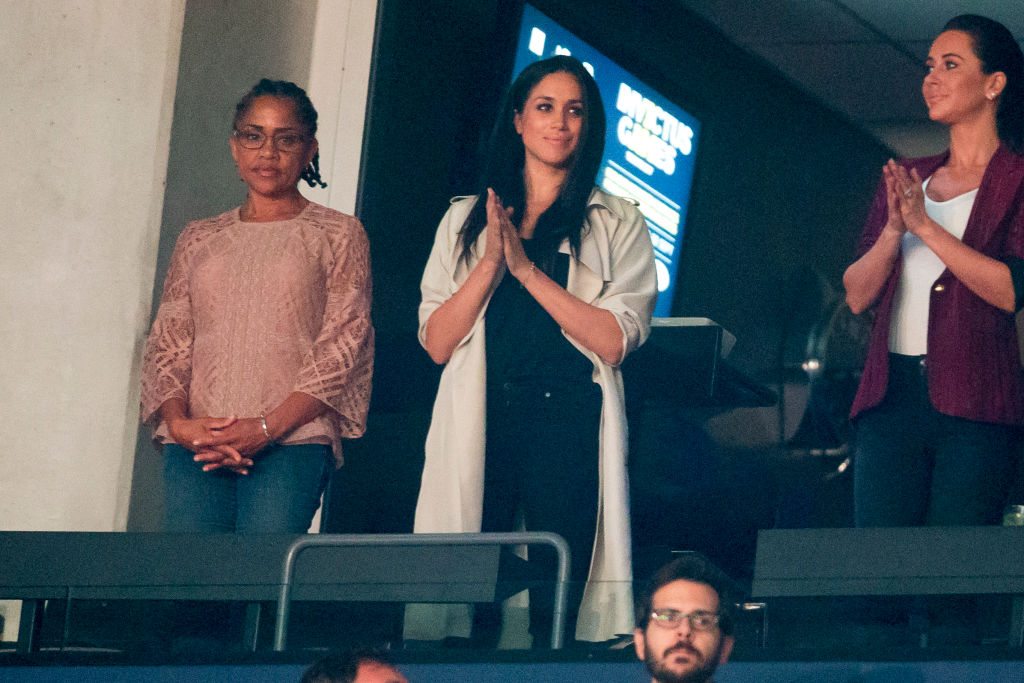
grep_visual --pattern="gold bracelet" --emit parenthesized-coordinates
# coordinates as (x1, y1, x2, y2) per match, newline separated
(258, 412, 273, 443)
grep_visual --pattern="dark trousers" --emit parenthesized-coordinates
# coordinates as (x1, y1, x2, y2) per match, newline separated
(477, 380, 602, 646)
(854, 353, 1017, 528)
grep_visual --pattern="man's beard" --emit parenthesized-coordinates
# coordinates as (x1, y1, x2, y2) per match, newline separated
(643, 639, 723, 683)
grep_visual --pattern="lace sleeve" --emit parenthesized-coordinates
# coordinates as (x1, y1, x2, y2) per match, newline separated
(294, 216, 375, 438)
(139, 226, 196, 426)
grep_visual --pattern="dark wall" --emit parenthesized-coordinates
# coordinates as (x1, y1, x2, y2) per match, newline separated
(549, 0, 890, 375)
(358, 0, 519, 400)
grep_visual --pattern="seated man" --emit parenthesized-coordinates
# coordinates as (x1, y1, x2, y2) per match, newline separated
(633, 555, 736, 683)
(300, 648, 408, 683)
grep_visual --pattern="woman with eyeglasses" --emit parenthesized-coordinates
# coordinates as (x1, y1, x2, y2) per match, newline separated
(844, 15, 1024, 528)
(140, 79, 374, 533)
(406, 56, 657, 646)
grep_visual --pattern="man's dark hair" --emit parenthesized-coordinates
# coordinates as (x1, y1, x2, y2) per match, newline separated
(634, 554, 739, 636)
(299, 648, 394, 683)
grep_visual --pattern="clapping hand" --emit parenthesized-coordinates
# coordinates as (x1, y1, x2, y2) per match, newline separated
(485, 190, 531, 280)
(884, 159, 928, 235)
(882, 160, 908, 236)
(483, 188, 513, 267)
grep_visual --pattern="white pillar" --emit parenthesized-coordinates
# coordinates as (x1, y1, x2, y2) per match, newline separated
(0, 0, 187, 641)
(0, 0, 186, 531)
(302, 0, 380, 214)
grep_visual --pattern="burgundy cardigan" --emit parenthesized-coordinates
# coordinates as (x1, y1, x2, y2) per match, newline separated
(849, 144, 1024, 425)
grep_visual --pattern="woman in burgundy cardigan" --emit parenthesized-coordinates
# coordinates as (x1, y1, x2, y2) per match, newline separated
(844, 15, 1024, 527)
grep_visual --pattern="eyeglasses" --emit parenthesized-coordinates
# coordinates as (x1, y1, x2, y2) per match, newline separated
(649, 608, 721, 632)
(233, 129, 308, 153)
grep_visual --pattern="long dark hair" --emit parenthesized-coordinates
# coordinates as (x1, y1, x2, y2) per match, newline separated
(458, 56, 605, 267)
(233, 78, 328, 188)
(944, 15, 1024, 154)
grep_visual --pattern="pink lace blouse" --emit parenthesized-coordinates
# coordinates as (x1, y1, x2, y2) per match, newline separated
(140, 202, 374, 464)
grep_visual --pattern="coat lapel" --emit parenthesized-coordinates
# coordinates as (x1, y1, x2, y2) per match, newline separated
(564, 233, 607, 304)
(565, 190, 627, 304)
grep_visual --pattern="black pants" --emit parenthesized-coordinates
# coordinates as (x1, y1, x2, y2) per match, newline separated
(477, 379, 602, 646)
(853, 355, 1019, 644)
(854, 354, 1017, 527)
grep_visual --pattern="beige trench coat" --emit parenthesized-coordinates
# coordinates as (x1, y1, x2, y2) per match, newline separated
(406, 188, 657, 642)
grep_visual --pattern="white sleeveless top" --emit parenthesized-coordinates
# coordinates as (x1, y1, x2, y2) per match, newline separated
(888, 176, 977, 355)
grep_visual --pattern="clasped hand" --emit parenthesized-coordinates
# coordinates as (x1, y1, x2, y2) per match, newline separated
(883, 159, 930, 237)
(167, 415, 270, 475)
(483, 187, 532, 280)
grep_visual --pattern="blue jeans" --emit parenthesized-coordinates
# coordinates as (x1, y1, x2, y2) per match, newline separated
(162, 442, 333, 533)
(854, 354, 1017, 527)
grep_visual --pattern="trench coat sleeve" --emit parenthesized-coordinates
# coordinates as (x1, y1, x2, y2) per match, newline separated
(417, 197, 482, 350)
(583, 198, 658, 363)
(412, 195, 490, 537)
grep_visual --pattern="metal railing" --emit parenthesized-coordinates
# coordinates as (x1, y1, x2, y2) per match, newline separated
(274, 532, 571, 650)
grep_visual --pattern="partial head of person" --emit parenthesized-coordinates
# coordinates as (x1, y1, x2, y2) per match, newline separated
(633, 555, 737, 683)
(299, 649, 408, 683)
(927, 15, 1024, 152)
(230, 78, 327, 195)
(460, 55, 606, 262)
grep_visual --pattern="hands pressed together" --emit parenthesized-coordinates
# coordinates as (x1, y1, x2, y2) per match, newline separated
(166, 414, 270, 475)
(883, 159, 932, 238)
(483, 188, 533, 282)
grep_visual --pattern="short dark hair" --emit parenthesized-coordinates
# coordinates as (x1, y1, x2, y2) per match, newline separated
(233, 78, 328, 188)
(299, 648, 395, 683)
(458, 55, 606, 268)
(943, 14, 1024, 154)
(634, 554, 738, 636)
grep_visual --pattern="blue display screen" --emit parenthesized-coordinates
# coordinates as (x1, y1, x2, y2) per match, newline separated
(513, 4, 701, 316)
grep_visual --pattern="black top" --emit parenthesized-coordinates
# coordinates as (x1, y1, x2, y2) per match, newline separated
(485, 243, 594, 394)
